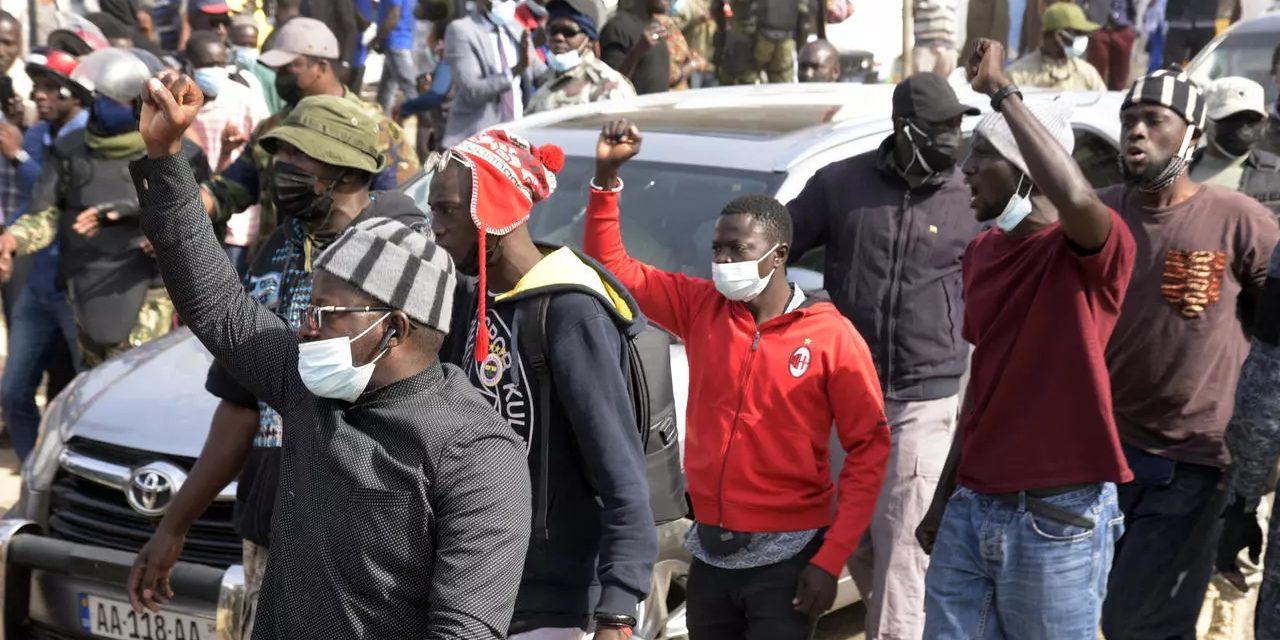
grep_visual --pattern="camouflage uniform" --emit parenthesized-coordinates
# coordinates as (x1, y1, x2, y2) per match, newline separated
(79, 288, 176, 368)
(527, 50, 637, 115)
(716, 0, 759, 85)
(205, 88, 419, 235)
(717, 0, 805, 85)
(1225, 244, 1280, 636)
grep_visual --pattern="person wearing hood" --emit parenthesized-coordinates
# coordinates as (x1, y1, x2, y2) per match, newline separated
(586, 119, 890, 638)
(1099, 69, 1280, 640)
(1006, 2, 1106, 92)
(427, 128, 657, 640)
(200, 18, 418, 234)
(0, 48, 211, 367)
(527, 0, 635, 115)
(1191, 77, 1280, 217)
(128, 71, 531, 639)
(785, 72, 981, 640)
(130, 93, 440, 640)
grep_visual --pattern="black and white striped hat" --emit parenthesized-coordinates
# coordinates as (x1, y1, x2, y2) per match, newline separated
(1122, 70, 1207, 130)
(315, 218, 457, 334)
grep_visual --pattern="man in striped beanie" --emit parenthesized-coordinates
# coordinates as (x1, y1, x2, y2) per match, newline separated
(130, 71, 532, 639)
(428, 128, 657, 640)
(1100, 69, 1280, 639)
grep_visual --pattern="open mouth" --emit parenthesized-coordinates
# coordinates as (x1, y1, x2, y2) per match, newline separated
(1125, 147, 1147, 163)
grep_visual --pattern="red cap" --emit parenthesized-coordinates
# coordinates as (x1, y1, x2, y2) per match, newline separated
(195, 0, 231, 14)
(451, 129, 564, 361)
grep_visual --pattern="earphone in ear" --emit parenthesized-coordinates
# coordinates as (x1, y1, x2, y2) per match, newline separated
(373, 325, 399, 353)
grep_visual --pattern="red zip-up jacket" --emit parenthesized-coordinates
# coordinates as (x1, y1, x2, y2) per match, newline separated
(583, 186, 890, 576)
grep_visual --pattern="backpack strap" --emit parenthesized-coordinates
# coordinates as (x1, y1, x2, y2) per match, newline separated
(517, 295, 553, 542)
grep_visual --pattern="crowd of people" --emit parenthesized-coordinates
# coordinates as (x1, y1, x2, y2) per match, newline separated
(0, 0, 1276, 640)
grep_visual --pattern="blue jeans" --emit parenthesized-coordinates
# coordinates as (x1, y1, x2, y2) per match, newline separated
(1, 286, 79, 460)
(376, 48, 421, 116)
(923, 484, 1123, 639)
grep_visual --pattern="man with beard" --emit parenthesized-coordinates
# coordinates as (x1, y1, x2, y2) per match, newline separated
(0, 48, 211, 367)
(130, 95, 431, 639)
(1099, 70, 1280, 640)
(786, 72, 981, 640)
(527, 0, 635, 115)
(200, 17, 418, 234)
(426, 129, 656, 640)
(1190, 77, 1280, 217)
(0, 47, 90, 461)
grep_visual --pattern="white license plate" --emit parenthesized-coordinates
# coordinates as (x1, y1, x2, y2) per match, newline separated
(79, 594, 216, 640)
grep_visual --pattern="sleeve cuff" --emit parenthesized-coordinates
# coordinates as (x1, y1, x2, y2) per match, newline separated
(808, 539, 854, 578)
(590, 177, 624, 193)
(596, 585, 642, 621)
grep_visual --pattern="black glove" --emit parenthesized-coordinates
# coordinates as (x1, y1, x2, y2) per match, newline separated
(1216, 495, 1263, 591)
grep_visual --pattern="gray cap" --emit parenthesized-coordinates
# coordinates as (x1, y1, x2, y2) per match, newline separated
(975, 101, 1075, 178)
(259, 17, 340, 68)
(315, 217, 458, 333)
(1206, 76, 1267, 121)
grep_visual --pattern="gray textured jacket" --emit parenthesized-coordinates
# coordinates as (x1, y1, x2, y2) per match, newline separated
(133, 153, 533, 639)
(443, 12, 548, 148)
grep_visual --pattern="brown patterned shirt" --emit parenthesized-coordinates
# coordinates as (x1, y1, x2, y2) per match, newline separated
(1102, 184, 1280, 466)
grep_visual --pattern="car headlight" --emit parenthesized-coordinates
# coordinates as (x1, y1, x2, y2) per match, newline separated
(20, 374, 81, 497)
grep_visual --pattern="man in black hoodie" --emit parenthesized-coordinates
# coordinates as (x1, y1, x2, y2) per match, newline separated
(129, 94, 426, 639)
(785, 72, 982, 640)
(428, 130, 657, 640)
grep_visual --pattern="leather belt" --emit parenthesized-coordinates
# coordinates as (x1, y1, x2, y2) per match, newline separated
(991, 483, 1099, 530)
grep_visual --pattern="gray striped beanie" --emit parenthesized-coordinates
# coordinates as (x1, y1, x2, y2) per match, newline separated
(315, 218, 457, 333)
(1123, 70, 1207, 130)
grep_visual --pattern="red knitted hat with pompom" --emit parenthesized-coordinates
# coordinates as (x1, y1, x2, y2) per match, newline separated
(452, 129, 565, 361)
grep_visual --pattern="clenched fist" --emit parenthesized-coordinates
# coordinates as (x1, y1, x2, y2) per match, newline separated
(140, 72, 204, 159)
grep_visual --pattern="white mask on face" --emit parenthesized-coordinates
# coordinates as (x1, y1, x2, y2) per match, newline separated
(995, 174, 1034, 232)
(1065, 34, 1089, 58)
(712, 244, 779, 302)
(549, 48, 583, 72)
(297, 313, 391, 402)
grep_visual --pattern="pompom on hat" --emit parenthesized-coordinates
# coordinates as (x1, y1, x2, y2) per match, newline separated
(449, 129, 565, 361)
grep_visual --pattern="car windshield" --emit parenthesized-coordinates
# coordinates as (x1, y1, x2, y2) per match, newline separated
(525, 157, 785, 279)
(1189, 31, 1278, 106)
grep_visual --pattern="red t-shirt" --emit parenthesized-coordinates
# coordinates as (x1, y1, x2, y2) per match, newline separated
(959, 211, 1136, 493)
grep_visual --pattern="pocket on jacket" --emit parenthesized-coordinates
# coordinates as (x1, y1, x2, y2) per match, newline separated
(332, 488, 432, 599)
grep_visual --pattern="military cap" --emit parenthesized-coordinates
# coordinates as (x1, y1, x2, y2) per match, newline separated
(261, 95, 389, 174)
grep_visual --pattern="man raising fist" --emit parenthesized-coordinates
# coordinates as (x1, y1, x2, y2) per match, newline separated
(584, 119, 890, 639)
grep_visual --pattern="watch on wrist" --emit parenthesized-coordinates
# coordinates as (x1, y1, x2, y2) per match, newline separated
(594, 613, 637, 629)
(990, 84, 1023, 112)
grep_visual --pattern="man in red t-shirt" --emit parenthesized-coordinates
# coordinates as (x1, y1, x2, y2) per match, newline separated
(917, 39, 1136, 640)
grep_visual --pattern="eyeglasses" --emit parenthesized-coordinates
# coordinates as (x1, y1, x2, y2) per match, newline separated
(548, 24, 584, 38)
(304, 305, 395, 332)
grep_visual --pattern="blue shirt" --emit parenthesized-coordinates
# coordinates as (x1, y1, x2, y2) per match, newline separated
(379, 0, 417, 51)
(15, 110, 90, 294)
(399, 60, 451, 115)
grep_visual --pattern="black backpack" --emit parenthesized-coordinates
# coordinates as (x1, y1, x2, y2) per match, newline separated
(518, 295, 689, 539)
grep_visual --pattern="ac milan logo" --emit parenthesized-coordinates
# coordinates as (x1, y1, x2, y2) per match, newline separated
(789, 346, 811, 378)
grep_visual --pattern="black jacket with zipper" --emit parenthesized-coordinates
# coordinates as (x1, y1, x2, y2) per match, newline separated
(787, 135, 982, 402)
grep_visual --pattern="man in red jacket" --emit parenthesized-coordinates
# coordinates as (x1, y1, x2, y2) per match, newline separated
(585, 119, 891, 639)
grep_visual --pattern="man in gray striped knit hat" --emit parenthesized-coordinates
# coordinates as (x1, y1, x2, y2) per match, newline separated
(1101, 68, 1280, 639)
(130, 71, 533, 639)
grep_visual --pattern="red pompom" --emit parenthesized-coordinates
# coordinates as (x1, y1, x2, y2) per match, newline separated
(534, 144, 565, 173)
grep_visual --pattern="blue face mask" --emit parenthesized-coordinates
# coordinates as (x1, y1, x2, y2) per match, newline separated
(995, 174, 1034, 232)
(91, 96, 138, 136)
(232, 46, 259, 66)
(548, 48, 582, 73)
(193, 67, 226, 99)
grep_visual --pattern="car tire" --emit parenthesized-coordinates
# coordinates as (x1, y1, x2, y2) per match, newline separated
(635, 518, 692, 640)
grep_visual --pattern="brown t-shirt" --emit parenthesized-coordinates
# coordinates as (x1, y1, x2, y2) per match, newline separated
(1101, 184, 1280, 467)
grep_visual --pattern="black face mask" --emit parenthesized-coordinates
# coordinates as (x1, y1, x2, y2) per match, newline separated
(1214, 118, 1266, 157)
(904, 120, 960, 174)
(272, 161, 336, 223)
(275, 71, 302, 107)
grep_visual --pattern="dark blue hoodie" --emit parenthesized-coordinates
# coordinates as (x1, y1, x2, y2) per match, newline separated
(444, 247, 657, 633)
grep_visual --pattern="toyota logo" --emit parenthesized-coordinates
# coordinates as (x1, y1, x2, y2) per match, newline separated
(125, 462, 187, 517)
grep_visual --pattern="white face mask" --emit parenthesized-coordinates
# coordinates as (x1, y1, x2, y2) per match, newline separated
(995, 174, 1034, 232)
(712, 244, 779, 302)
(1065, 35, 1089, 58)
(297, 313, 391, 403)
(549, 48, 583, 73)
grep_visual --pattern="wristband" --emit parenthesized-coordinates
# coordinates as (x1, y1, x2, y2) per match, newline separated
(594, 613, 637, 629)
(590, 177, 624, 192)
(990, 84, 1022, 113)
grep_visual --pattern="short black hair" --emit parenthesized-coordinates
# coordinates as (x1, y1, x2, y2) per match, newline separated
(719, 195, 793, 246)
(185, 30, 225, 62)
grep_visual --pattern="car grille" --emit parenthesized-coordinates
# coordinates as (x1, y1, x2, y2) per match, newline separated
(47, 439, 242, 568)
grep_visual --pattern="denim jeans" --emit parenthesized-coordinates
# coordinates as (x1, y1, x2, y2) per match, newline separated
(923, 483, 1123, 639)
(1, 286, 80, 460)
(377, 47, 421, 116)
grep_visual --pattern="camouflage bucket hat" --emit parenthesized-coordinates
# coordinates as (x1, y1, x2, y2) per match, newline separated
(261, 95, 389, 174)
